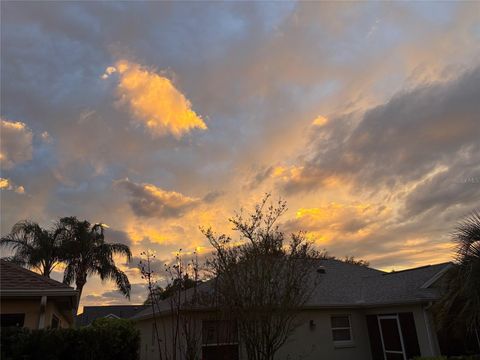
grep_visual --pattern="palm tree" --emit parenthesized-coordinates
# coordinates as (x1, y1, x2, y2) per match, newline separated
(0, 220, 63, 277)
(58, 217, 132, 305)
(454, 210, 480, 332)
(437, 210, 480, 347)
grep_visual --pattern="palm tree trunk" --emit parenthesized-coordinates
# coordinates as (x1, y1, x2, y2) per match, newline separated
(75, 276, 87, 310)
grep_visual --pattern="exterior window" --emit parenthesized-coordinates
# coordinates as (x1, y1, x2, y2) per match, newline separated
(202, 320, 239, 360)
(51, 314, 60, 328)
(0, 313, 25, 328)
(331, 315, 353, 344)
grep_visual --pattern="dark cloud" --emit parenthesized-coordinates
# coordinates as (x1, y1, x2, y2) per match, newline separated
(105, 228, 133, 246)
(84, 283, 147, 305)
(203, 190, 225, 203)
(114, 178, 200, 218)
(284, 65, 480, 195)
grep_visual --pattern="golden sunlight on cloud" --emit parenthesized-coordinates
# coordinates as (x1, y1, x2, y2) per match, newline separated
(105, 60, 207, 138)
(287, 202, 390, 244)
(311, 115, 328, 127)
(0, 178, 25, 194)
(0, 118, 33, 169)
(115, 178, 201, 218)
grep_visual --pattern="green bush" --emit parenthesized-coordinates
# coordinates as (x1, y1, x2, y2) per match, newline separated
(414, 357, 480, 360)
(1, 318, 140, 360)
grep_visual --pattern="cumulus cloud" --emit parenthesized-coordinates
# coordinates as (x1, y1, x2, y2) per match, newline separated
(0, 118, 33, 169)
(115, 178, 200, 218)
(0, 178, 25, 194)
(107, 60, 207, 138)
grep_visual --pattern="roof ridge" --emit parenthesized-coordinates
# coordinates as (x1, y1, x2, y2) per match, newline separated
(381, 262, 451, 276)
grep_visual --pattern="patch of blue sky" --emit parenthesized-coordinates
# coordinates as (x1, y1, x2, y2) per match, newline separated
(407, 2, 457, 25)
(255, 1, 297, 33)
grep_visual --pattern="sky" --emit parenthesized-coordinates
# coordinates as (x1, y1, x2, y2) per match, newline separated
(1, 1, 479, 310)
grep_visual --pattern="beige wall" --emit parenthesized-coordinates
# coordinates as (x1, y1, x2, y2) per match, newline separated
(277, 309, 373, 360)
(135, 304, 441, 360)
(1, 297, 73, 329)
(1, 299, 41, 329)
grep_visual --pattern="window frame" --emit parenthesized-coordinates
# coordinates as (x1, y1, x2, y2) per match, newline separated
(330, 314, 354, 347)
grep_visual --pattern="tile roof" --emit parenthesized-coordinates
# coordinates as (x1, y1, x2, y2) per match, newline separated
(0, 259, 74, 291)
(132, 259, 452, 320)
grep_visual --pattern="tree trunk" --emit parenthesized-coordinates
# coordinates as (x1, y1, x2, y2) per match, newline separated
(75, 276, 87, 311)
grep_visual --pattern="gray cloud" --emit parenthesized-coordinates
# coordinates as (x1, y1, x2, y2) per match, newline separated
(114, 178, 201, 218)
(105, 228, 133, 246)
(284, 65, 480, 195)
(84, 283, 147, 305)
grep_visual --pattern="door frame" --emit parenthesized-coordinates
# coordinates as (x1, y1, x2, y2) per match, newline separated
(377, 314, 407, 360)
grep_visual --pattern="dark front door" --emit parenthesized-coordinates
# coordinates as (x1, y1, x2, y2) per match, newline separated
(366, 313, 421, 360)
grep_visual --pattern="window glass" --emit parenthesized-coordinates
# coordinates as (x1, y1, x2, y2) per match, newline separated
(332, 329, 351, 341)
(202, 320, 238, 345)
(331, 316, 350, 328)
(51, 314, 60, 329)
(1, 313, 25, 328)
(331, 315, 352, 343)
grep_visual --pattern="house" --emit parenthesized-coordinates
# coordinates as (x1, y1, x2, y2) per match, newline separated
(0, 259, 77, 329)
(131, 259, 453, 360)
(76, 304, 147, 327)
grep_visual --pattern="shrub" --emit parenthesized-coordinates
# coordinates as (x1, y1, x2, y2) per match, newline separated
(414, 357, 480, 360)
(1, 318, 140, 360)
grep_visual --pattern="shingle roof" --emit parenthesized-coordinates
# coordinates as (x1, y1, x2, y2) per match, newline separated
(0, 259, 74, 291)
(306, 259, 450, 307)
(132, 259, 451, 320)
(76, 305, 147, 326)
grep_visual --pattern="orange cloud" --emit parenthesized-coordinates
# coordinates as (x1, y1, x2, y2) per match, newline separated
(107, 60, 207, 138)
(286, 202, 391, 244)
(0, 177, 25, 194)
(312, 115, 328, 127)
(0, 118, 33, 169)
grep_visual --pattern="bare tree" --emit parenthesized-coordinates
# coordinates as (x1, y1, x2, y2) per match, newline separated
(139, 250, 202, 360)
(202, 194, 322, 360)
(139, 250, 163, 360)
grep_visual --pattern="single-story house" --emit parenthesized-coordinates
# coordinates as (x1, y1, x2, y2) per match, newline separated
(0, 259, 77, 329)
(76, 304, 146, 327)
(131, 259, 453, 360)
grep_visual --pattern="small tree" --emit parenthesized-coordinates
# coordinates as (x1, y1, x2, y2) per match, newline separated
(202, 194, 322, 360)
(139, 250, 202, 360)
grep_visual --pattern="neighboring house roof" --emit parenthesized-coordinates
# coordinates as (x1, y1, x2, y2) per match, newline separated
(76, 305, 147, 326)
(132, 259, 452, 321)
(0, 259, 76, 297)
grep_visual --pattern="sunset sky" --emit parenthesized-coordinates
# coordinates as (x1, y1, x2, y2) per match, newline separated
(1, 2, 479, 310)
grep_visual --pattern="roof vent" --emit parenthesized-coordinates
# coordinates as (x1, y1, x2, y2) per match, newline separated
(317, 266, 326, 274)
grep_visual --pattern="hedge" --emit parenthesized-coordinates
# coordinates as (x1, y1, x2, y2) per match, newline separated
(414, 357, 480, 360)
(1, 318, 140, 360)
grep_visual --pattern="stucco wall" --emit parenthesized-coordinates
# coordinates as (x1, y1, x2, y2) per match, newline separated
(135, 304, 441, 360)
(1, 299, 41, 329)
(1, 297, 73, 329)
